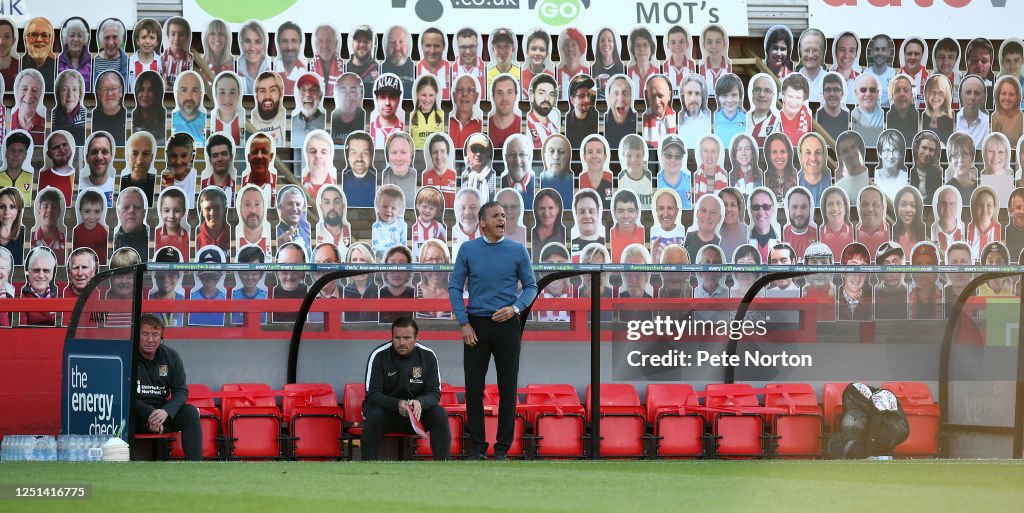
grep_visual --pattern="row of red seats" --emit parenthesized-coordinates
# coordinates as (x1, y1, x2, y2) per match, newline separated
(147, 381, 940, 460)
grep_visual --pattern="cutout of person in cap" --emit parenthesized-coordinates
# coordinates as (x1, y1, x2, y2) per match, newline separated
(342, 242, 379, 323)
(301, 130, 337, 201)
(802, 242, 835, 318)
(21, 17, 55, 91)
(522, 29, 554, 100)
(415, 238, 452, 320)
(65, 247, 98, 307)
(910, 131, 942, 206)
(272, 241, 309, 324)
(892, 185, 927, 258)
(531, 188, 566, 263)
(764, 25, 794, 80)
(713, 73, 746, 150)
(486, 27, 520, 94)
(592, 27, 624, 100)
(12, 69, 47, 145)
(332, 72, 367, 145)
(379, 244, 415, 324)
(30, 187, 66, 265)
(798, 29, 827, 103)
(410, 74, 446, 149)
(977, 241, 1012, 297)
(662, 26, 694, 94)
(656, 134, 692, 209)
(129, 18, 163, 92)
(341, 131, 377, 209)
(120, 132, 157, 207)
(411, 186, 446, 260)
(956, 75, 989, 148)
(570, 188, 605, 263)
(20, 246, 59, 327)
(565, 74, 597, 149)
(251, 71, 287, 146)
(579, 133, 613, 209)
(746, 72, 782, 148)
(642, 74, 676, 148)
(782, 186, 816, 261)
(526, 73, 559, 150)
(92, 70, 126, 146)
(292, 73, 326, 153)
(201, 133, 238, 207)
(162, 132, 198, 209)
(943, 242, 973, 314)
(37, 130, 75, 207)
(132, 71, 167, 146)
(235, 183, 271, 254)
(487, 73, 522, 150)
(618, 134, 654, 209)
(315, 184, 352, 249)
(0, 131, 34, 206)
(932, 38, 963, 109)
(150, 245, 185, 326)
(240, 132, 278, 207)
(537, 242, 573, 322)
(908, 241, 942, 320)
(678, 74, 712, 150)
(500, 134, 536, 210)
(58, 17, 91, 91)
(830, 31, 861, 105)
(195, 186, 231, 255)
(886, 73, 919, 146)
(556, 27, 588, 101)
(417, 27, 450, 101)
(604, 74, 637, 149)
(651, 188, 687, 263)
(864, 34, 895, 108)
(422, 132, 457, 209)
(275, 184, 312, 260)
(694, 134, 728, 204)
(273, 21, 306, 96)
(698, 24, 732, 95)
(763, 132, 798, 205)
(779, 73, 813, 147)
(451, 187, 481, 261)
(833, 131, 869, 205)
(202, 19, 234, 77)
(727, 133, 763, 198)
(452, 27, 485, 101)
(931, 185, 964, 254)
(236, 19, 272, 95)
(94, 18, 128, 87)
(73, 188, 109, 265)
(748, 186, 781, 261)
(684, 193, 724, 264)
(154, 185, 191, 261)
(461, 133, 496, 203)
(944, 132, 978, 203)
(371, 184, 407, 260)
(382, 25, 415, 100)
(79, 132, 115, 208)
(838, 242, 872, 321)
(990, 75, 1023, 145)
(347, 24, 380, 99)
(980, 132, 1013, 205)
(161, 17, 193, 86)
(609, 189, 645, 264)
(370, 73, 405, 149)
(231, 243, 268, 325)
(188, 245, 228, 327)
(921, 74, 955, 146)
(796, 132, 831, 208)
(53, 70, 86, 143)
(855, 185, 889, 257)
(311, 24, 344, 97)
(874, 130, 909, 203)
(626, 27, 658, 101)
(381, 131, 418, 208)
(966, 186, 1001, 261)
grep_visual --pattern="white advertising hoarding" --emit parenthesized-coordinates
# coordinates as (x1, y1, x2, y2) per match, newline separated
(809, 0, 1018, 39)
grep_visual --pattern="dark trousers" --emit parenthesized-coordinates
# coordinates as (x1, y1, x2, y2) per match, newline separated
(361, 404, 451, 460)
(137, 403, 203, 461)
(464, 314, 522, 455)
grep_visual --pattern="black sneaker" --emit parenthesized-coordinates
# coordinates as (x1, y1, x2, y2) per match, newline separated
(465, 452, 487, 461)
(493, 451, 509, 461)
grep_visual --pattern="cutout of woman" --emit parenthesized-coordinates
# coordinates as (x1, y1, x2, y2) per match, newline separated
(966, 186, 1001, 261)
(746, 72, 781, 147)
(592, 27, 624, 99)
(496, 187, 526, 246)
(763, 132, 798, 205)
(944, 132, 978, 202)
(980, 132, 1014, 205)
(684, 192, 724, 263)
(236, 19, 271, 96)
(52, 70, 86, 143)
(991, 75, 1023, 144)
(521, 29, 554, 100)
(72, 188, 109, 265)
(730, 244, 762, 298)
(57, 17, 91, 92)
(556, 27, 588, 101)
(892, 185, 927, 258)
(415, 238, 452, 320)
(764, 25, 794, 79)
(210, 71, 245, 146)
(922, 74, 955, 145)
(301, 130, 337, 201)
(409, 74, 446, 149)
(830, 31, 861, 105)
(910, 130, 943, 205)
(343, 242, 379, 323)
(728, 133, 763, 197)
(651, 188, 687, 264)
(818, 186, 854, 260)
(132, 70, 167, 145)
(850, 73, 884, 148)
(626, 26, 658, 100)
(30, 187, 66, 265)
(698, 24, 732, 95)
(874, 129, 909, 202)
(798, 28, 827, 102)
(570, 188, 605, 262)
(838, 242, 872, 321)
(717, 187, 746, 262)
(203, 19, 234, 78)
(531, 187, 566, 262)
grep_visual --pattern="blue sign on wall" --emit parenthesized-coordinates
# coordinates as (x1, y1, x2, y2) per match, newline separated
(61, 339, 133, 439)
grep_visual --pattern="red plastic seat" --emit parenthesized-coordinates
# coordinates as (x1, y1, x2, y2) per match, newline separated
(882, 382, 940, 457)
(415, 383, 465, 459)
(764, 383, 823, 458)
(283, 383, 343, 460)
(585, 384, 646, 457)
(523, 384, 585, 458)
(822, 382, 850, 432)
(645, 384, 705, 458)
(704, 384, 765, 458)
(482, 384, 526, 457)
(343, 382, 417, 460)
(221, 383, 283, 459)
(169, 383, 222, 459)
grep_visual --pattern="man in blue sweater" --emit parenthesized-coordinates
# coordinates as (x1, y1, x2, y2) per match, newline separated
(449, 201, 538, 460)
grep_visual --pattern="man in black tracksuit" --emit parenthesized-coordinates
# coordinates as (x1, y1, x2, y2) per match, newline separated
(361, 317, 451, 460)
(135, 314, 202, 460)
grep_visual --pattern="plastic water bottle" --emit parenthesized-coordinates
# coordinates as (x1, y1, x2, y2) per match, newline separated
(47, 437, 57, 461)
(32, 436, 46, 461)
(56, 436, 66, 461)
(1, 436, 8, 461)
(69, 436, 82, 462)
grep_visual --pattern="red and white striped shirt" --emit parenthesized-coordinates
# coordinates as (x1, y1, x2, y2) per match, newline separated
(526, 111, 560, 149)
(418, 60, 451, 100)
(693, 166, 729, 201)
(452, 56, 486, 100)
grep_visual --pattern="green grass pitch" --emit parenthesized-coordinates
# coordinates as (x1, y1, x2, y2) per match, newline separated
(2, 461, 1024, 512)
